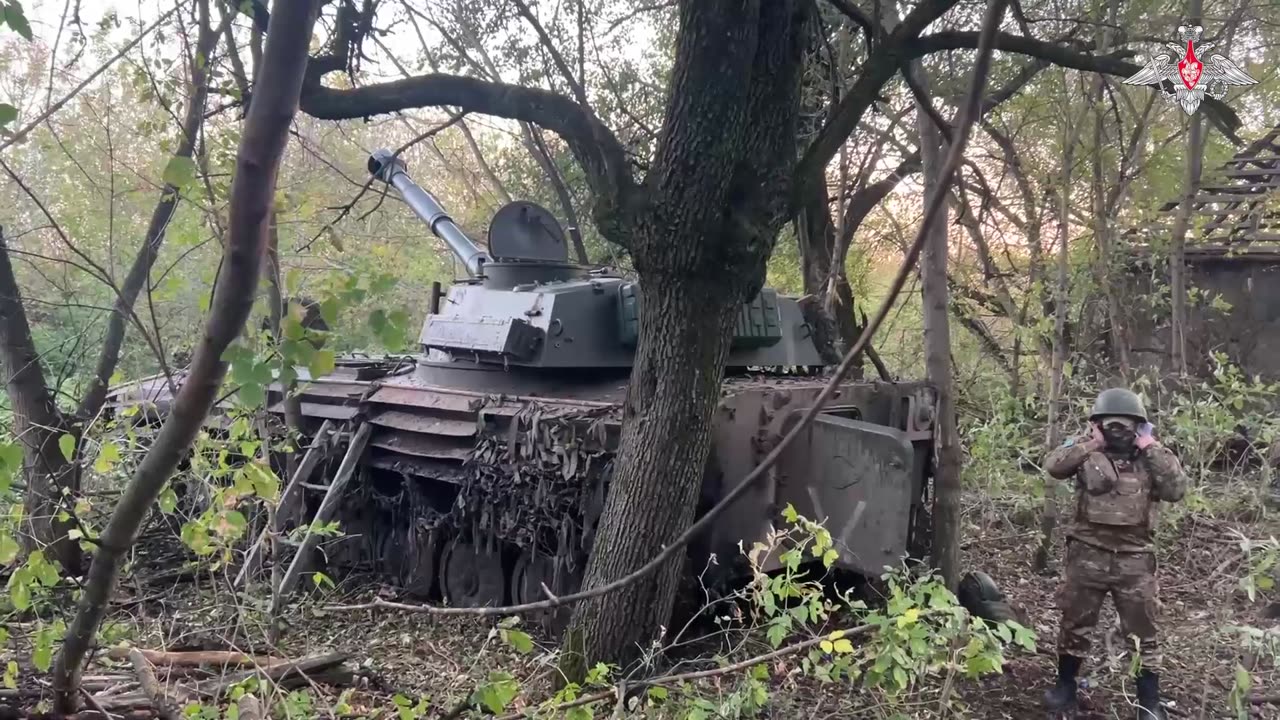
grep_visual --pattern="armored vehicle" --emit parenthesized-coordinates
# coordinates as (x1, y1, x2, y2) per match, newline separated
(106, 150, 937, 619)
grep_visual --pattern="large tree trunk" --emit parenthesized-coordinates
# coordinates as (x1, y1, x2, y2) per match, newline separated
(911, 70, 962, 590)
(0, 229, 78, 571)
(561, 279, 740, 677)
(559, 0, 809, 680)
(51, 1, 321, 710)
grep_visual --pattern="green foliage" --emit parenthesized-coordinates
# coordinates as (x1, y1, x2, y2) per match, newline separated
(0, 1, 32, 41)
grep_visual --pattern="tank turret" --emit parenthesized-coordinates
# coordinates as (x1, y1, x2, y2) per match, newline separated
(367, 149, 824, 370)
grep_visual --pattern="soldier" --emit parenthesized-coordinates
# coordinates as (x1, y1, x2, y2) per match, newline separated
(1042, 388, 1186, 720)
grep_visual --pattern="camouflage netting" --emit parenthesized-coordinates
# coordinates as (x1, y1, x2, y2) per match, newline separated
(448, 399, 618, 560)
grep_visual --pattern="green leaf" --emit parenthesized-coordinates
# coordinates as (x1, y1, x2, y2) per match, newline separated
(238, 382, 265, 408)
(32, 624, 54, 671)
(159, 486, 178, 513)
(0, 103, 16, 126)
(3, 661, 16, 690)
(58, 434, 76, 462)
(4, 3, 32, 40)
(319, 297, 341, 326)
(474, 672, 519, 713)
(162, 155, 197, 190)
(9, 577, 30, 610)
(244, 462, 279, 501)
(308, 349, 336, 378)
(502, 628, 533, 654)
(93, 441, 122, 474)
(892, 665, 908, 691)
(0, 533, 18, 564)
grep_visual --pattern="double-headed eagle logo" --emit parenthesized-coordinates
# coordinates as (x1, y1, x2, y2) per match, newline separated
(1122, 25, 1257, 115)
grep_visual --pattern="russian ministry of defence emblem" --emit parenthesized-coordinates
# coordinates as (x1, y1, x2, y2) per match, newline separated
(1122, 25, 1257, 115)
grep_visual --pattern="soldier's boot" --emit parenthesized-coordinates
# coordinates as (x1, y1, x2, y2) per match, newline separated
(1044, 654, 1082, 712)
(1135, 670, 1167, 719)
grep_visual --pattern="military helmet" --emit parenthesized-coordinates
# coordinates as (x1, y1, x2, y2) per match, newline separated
(1089, 387, 1148, 423)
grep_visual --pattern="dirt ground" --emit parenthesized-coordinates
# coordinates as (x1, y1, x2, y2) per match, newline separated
(13, 486, 1280, 719)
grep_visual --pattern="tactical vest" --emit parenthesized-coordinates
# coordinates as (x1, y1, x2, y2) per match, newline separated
(1077, 452, 1151, 526)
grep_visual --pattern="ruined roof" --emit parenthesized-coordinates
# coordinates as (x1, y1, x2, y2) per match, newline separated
(1128, 122, 1280, 261)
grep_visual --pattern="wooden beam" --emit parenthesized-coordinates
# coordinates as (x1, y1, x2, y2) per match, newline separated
(234, 419, 337, 589)
(276, 422, 372, 598)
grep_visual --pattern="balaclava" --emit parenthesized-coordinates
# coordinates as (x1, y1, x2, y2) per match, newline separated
(1098, 415, 1137, 454)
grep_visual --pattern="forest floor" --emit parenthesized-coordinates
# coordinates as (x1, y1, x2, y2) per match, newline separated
(11, 481, 1280, 719)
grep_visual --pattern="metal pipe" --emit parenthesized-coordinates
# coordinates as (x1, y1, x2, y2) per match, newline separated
(367, 149, 491, 277)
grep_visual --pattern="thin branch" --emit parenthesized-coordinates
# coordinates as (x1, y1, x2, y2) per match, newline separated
(510, 0, 590, 107)
(296, 111, 468, 253)
(494, 621, 881, 719)
(0, 1, 188, 153)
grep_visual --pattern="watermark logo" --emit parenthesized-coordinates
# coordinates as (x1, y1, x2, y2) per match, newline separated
(1122, 25, 1257, 115)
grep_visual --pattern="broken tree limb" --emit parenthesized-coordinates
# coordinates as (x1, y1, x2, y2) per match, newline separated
(205, 652, 349, 698)
(235, 694, 263, 720)
(235, 419, 336, 588)
(107, 648, 288, 668)
(127, 649, 179, 720)
(277, 423, 371, 598)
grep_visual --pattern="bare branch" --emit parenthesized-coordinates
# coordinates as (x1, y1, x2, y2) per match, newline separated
(298, 74, 636, 220)
(0, 2, 187, 153)
(905, 30, 1244, 140)
(510, 0, 590, 107)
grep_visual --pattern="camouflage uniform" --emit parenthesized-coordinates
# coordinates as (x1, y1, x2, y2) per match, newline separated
(1044, 436, 1186, 672)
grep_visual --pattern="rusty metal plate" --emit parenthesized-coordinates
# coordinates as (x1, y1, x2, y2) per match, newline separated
(266, 401, 357, 420)
(367, 386, 492, 413)
(368, 428, 472, 461)
(367, 409, 477, 437)
(778, 415, 915, 576)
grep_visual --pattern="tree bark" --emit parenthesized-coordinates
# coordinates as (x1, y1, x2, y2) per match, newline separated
(1034, 97, 1082, 572)
(559, 0, 810, 681)
(1168, 0, 1205, 376)
(51, 1, 322, 710)
(910, 66, 963, 590)
(0, 229, 78, 570)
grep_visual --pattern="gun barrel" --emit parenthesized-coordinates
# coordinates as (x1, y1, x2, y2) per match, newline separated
(367, 149, 490, 277)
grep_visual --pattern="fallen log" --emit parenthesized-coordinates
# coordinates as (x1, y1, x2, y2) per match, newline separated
(107, 648, 288, 668)
(128, 649, 181, 720)
(205, 652, 349, 698)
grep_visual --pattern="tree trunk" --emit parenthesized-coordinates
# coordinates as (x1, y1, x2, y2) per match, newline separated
(1090, 0, 1129, 378)
(0, 229, 78, 571)
(559, 0, 809, 680)
(1168, 0, 1205, 377)
(795, 184, 852, 366)
(911, 69, 962, 590)
(522, 123, 590, 264)
(560, 278, 740, 678)
(52, 1, 321, 709)
(1034, 106, 1079, 573)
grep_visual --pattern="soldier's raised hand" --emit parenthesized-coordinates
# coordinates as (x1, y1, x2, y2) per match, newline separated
(1087, 422, 1105, 450)
(1136, 422, 1157, 450)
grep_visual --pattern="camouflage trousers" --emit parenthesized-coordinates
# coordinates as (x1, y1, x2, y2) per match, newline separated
(1056, 540, 1161, 672)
